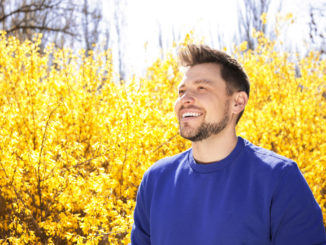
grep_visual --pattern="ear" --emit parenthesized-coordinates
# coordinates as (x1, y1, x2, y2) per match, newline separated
(231, 91, 248, 115)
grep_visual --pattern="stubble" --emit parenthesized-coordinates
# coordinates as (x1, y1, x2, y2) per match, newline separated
(179, 102, 230, 142)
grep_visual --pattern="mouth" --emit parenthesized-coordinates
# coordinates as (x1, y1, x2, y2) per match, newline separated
(180, 111, 203, 121)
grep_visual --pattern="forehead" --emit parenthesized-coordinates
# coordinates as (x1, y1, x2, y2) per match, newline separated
(178, 63, 224, 87)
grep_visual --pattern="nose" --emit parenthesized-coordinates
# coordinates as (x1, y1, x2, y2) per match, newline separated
(179, 91, 195, 105)
(175, 90, 196, 113)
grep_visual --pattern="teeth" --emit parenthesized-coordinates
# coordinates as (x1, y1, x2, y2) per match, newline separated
(182, 112, 201, 118)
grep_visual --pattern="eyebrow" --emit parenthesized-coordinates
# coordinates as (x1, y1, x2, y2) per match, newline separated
(178, 79, 214, 89)
(193, 79, 214, 85)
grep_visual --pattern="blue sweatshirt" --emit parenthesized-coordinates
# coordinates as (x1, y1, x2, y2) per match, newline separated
(131, 137, 326, 245)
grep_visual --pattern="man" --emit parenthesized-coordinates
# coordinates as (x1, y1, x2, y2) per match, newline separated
(130, 44, 326, 244)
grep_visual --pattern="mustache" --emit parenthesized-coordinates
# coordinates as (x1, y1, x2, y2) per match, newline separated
(178, 105, 202, 111)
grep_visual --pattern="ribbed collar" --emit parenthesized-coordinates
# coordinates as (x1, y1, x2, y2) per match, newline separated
(188, 137, 245, 174)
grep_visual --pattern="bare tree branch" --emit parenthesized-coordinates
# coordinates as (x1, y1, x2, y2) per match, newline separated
(6, 24, 75, 35)
(236, 0, 274, 50)
(0, 0, 108, 50)
(308, 3, 326, 55)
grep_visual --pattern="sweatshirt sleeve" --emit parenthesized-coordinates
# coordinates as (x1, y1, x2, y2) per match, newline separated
(270, 162, 326, 245)
(130, 174, 151, 245)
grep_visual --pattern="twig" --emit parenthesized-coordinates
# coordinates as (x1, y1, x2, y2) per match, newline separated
(0, 160, 45, 239)
(151, 133, 178, 153)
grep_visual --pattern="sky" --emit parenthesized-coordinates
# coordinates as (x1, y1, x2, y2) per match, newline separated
(101, 0, 324, 79)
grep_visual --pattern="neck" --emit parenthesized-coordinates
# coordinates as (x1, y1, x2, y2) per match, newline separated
(192, 127, 238, 163)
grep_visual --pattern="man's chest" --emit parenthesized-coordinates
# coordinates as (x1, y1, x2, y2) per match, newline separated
(148, 172, 272, 245)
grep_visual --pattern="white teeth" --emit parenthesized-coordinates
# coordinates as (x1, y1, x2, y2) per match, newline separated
(182, 112, 201, 118)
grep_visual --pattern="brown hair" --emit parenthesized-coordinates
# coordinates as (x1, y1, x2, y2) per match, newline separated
(178, 44, 250, 123)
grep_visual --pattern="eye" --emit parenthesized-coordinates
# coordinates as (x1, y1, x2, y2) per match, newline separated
(198, 86, 206, 91)
(178, 89, 185, 96)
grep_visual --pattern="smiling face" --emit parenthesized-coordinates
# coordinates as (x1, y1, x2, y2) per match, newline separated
(175, 63, 232, 142)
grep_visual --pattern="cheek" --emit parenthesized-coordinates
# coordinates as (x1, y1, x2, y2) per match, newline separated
(174, 99, 180, 114)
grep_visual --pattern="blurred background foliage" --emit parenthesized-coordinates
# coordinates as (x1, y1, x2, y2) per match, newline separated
(0, 0, 325, 244)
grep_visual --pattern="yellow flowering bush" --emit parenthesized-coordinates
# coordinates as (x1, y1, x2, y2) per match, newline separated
(0, 30, 325, 244)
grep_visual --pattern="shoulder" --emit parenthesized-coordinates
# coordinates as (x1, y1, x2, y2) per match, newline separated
(239, 138, 315, 207)
(142, 149, 191, 179)
(138, 149, 191, 196)
(241, 137, 296, 172)
(238, 139, 326, 242)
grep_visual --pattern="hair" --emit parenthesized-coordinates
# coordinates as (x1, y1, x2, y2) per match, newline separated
(178, 44, 250, 123)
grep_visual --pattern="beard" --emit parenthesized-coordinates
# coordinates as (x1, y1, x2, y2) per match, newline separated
(179, 103, 230, 142)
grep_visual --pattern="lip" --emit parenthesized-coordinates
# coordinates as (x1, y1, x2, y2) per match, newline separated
(180, 115, 202, 122)
(179, 109, 204, 122)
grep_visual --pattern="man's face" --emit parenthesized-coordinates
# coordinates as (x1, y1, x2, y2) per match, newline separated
(174, 63, 232, 142)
